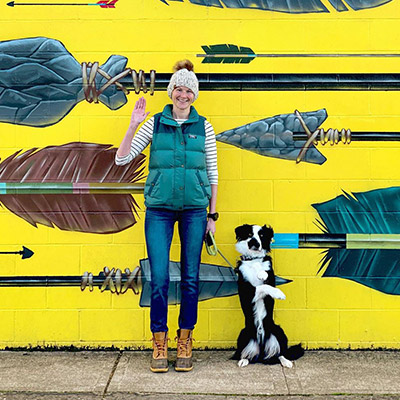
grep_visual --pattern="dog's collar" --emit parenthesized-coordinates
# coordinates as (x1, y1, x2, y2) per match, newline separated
(240, 255, 265, 261)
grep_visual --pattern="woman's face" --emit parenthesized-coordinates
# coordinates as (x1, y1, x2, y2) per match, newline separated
(172, 86, 195, 113)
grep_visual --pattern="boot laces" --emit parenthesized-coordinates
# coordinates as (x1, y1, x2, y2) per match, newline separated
(151, 337, 168, 358)
(175, 336, 194, 356)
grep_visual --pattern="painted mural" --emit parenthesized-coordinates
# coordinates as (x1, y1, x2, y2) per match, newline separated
(0, 37, 144, 127)
(0, 143, 145, 233)
(1, 0, 400, 349)
(4, 38, 400, 128)
(199, 44, 400, 64)
(0, 259, 291, 304)
(314, 187, 400, 295)
(5, 0, 393, 12)
(164, 0, 392, 13)
(216, 109, 329, 164)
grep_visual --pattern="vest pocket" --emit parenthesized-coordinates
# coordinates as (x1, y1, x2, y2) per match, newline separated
(196, 170, 210, 199)
(147, 171, 161, 197)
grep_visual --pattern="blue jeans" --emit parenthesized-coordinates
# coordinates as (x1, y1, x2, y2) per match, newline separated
(145, 207, 207, 333)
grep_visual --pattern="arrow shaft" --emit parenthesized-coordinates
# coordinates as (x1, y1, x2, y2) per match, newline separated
(0, 182, 145, 194)
(292, 132, 400, 141)
(272, 233, 400, 249)
(0, 273, 135, 288)
(0, 251, 20, 255)
(198, 53, 400, 58)
(0, 276, 83, 286)
(10, 2, 106, 5)
(121, 73, 400, 92)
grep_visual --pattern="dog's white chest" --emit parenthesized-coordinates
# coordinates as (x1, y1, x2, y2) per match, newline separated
(240, 259, 271, 287)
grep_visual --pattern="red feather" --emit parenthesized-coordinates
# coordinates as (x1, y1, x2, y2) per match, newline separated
(0, 142, 145, 234)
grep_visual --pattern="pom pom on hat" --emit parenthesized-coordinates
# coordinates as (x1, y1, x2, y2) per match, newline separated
(167, 60, 199, 100)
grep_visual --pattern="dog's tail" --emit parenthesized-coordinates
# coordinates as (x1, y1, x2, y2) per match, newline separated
(284, 344, 305, 360)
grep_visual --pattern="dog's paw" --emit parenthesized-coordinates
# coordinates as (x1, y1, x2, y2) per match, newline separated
(238, 359, 249, 368)
(279, 356, 293, 368)
(270, 287, 286, 300)
(257, 271, 269, 281)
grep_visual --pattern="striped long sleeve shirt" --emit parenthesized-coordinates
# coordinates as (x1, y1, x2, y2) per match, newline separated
(115, 117, 218, 185)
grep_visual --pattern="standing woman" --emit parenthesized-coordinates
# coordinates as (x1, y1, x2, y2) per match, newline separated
(115, 60, 218, 373)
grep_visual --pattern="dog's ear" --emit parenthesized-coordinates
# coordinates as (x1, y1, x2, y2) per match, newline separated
(262, 225, 274, 238)
(260, 225, 274, 251)
(235, 224, 253, 241)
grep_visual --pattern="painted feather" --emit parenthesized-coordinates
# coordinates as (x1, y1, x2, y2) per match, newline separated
(313, 187, 400, 295)
(201, 44, 256, 64)
(166, 0, 391, 13)
(0, 142, 145, 234)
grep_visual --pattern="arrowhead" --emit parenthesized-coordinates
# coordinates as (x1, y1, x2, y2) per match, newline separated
(21, 246, 34, 260)
(160, 0, 169, 4)
(7, 1, 15, 6)
(276, 276, 292, 286)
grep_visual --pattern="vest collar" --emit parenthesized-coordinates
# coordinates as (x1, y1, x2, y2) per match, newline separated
(159, 104, 199, 126)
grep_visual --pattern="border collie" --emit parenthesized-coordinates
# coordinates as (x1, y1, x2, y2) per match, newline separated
(233, 224, 304, 368)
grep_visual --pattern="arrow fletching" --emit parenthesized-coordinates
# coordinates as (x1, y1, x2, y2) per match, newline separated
(201, 44, 256, 64)
(314, 187, 400, 295)
(0, 142, 146, 234)
(97, 0, 118, 7)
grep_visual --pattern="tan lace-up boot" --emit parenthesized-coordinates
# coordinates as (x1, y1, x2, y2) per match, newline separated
(175, 329, 193, 372)
(150, 332, 169, 373)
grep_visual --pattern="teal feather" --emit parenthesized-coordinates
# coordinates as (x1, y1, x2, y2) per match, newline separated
(201, 44, 256, 64)
(313, 187, 400, 295)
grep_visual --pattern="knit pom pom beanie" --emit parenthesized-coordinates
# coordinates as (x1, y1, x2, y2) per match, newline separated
(167, 60, 199, 100)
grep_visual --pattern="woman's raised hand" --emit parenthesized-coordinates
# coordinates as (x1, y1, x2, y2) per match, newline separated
(130, 97, 150, 126)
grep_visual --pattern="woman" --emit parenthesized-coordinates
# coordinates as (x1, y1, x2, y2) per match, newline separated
(115, 60, 218, 373)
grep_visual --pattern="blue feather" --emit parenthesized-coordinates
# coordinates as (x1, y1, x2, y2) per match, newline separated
(313, 187, 400, 295)
(165, 0, 391, 13)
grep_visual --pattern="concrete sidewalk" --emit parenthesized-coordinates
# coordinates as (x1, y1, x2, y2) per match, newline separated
(0, 350, 399, 399)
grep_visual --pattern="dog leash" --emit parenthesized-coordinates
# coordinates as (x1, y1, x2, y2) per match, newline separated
(205, 231, 236, 270)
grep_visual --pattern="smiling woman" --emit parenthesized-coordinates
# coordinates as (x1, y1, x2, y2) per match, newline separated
(115, 60, 218, 373)
(171, 87, 195, 117)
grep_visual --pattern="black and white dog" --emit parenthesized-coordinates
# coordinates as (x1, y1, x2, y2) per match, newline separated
(233, 224, 304, 368)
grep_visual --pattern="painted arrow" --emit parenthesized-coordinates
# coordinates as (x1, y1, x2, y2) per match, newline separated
(199, 44, 400, 64)
(272, 233, 400, 249)
(7, 0, 118, 7)
(216, 108, 400, 165)
(0, 259, 293, 306)
(0, 246, 34, 259)
(5, 37, 400, 127)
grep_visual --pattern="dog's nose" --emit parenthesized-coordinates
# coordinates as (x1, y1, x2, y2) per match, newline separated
(248, 238, 260, 250)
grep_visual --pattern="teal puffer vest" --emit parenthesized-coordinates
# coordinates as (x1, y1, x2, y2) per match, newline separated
(144, 105, 211, 210)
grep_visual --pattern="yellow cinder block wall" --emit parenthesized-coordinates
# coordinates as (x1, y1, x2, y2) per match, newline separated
(0, 0, 400, 349)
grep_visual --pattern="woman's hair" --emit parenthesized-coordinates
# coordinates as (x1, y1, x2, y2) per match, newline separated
(173, 59, 194, 73)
